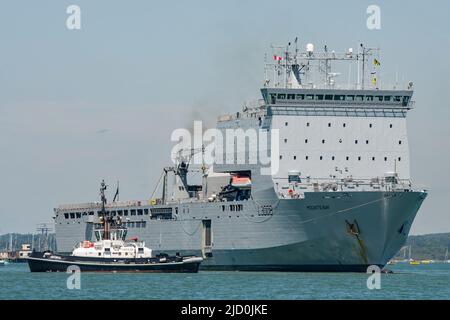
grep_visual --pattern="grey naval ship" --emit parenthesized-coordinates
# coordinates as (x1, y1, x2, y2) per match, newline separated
(54, 41, 427, 272)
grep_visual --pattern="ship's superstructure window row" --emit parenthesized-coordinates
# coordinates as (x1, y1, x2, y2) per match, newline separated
(270, 93, 410, 106)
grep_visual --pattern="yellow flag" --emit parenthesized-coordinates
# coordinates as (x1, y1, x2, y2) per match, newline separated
(374, 58, 380, 66)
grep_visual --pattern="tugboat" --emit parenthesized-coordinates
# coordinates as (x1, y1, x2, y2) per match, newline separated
(27, 180, 202, 273)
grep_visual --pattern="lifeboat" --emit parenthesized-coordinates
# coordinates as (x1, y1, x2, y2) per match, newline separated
(231, 176, 251, 188)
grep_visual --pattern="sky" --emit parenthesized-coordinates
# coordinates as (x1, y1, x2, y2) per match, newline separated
(0, 0, 449, 235)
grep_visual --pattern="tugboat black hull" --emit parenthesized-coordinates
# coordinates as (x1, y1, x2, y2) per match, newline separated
(27, 252, 202, 273)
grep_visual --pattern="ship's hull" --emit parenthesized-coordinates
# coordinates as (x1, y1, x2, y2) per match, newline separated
(55, 190, 427, 272)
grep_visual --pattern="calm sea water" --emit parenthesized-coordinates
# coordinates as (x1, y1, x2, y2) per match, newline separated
(1, 263, 449, 300)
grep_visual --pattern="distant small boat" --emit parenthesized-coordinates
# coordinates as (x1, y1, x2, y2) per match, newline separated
(420, 260, 432, 264)
(409, 260, 421, 265)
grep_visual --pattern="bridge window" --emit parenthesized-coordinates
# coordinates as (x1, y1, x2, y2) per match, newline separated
(355, 140, 358, 144)
(325, 94, 333, 100)
(402, 96, 410, 106)
(394, 96, 402, 102)
(285, 122, 288, 126)
(316, 94, 324, 100)
(123, 210, 128, 216)
(296, 94, 304, 100)
(144, 209, 149, 215)
(346, 156, 349, 161)
(398, 157, 401, 161)
(70, 213, 75, 219)
(346, 95, 355, 101)
(372, 157, 376, 161)
(356, 95, 364, 101)
(328, 123, 331, 127)
(131, 209, 136, 216)
(366, 140, 369, 144)
(376, 96, 383, 102)
(306, 94, 314, 100)
(358, 156, 361, 161)
(399, 140, 402, 145)
(64, 213, 69, 219)
(76, 212, 81, 218)
(287, 94, 295, 100)
(306, 156, 309, 160)
(384, 157, 387, 161)
(332, 156, 335, 160)
(305, 139, 308, 143)
(390, 124, 393, 128)
(365, 96, 374, 101)
(307, 122, 310, 127)
(320, 156, 323, 160)
(343, 123, 346, 127)
(137, 209, 143, 215)
(322, 139, 325, 144)
(384, 96, 391, 101)
(293, 156, 297, 160)
(334, 95, 345, 101)
(284, 138, 288, 143)
(277, 94, 286, 99)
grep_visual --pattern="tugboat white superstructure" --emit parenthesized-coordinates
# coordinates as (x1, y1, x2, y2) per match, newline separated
(53, 40, 428, 272)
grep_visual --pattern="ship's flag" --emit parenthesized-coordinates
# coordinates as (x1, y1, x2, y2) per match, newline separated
(273, 55, 283, 61)
(374, 58, 381, 66)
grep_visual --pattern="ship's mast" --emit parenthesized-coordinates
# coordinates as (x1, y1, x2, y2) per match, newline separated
(100, 180, 110, 240)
